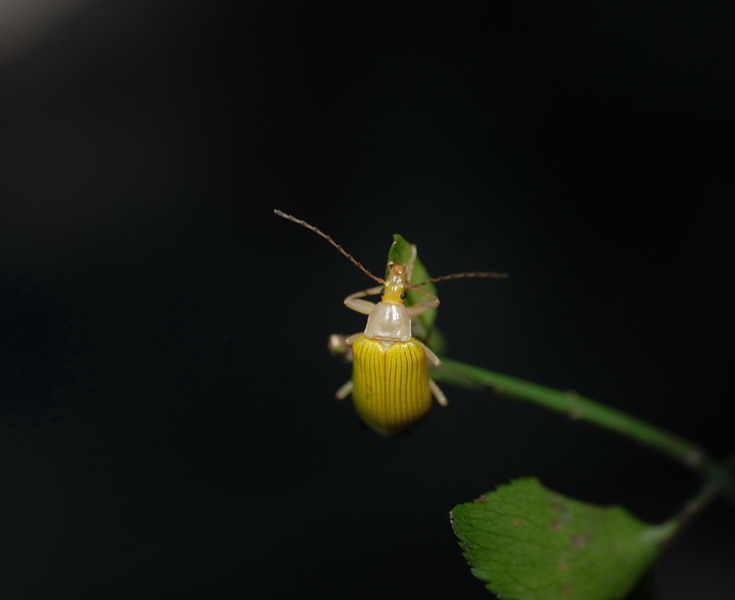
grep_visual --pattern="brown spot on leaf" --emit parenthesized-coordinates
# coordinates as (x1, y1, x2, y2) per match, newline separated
(563, 583, 573, 595)
(551, 502, 572, 530)
(570, 533, 591, 547)
(474, 495, 487, 503)
(559, 561, 569, 571)
(513, 519, 522, 527)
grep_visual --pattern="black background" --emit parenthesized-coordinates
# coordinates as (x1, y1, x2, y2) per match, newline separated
(1, 2, 734, 598)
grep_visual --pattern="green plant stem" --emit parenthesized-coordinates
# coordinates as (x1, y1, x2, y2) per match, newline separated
(434, 358, 735, 500)
(669, 455, 735, 540)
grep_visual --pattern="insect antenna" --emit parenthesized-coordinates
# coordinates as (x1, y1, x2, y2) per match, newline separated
(274, 209, 385, 284)
(409, 271, 509, 288)
(408, 285, 438, 300)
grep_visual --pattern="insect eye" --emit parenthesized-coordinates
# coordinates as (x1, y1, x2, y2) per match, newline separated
(380, 289, 386, 296)
(400, 291, 406, 299)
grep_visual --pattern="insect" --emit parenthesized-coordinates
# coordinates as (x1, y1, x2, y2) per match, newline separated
(275, 209, 507, 435)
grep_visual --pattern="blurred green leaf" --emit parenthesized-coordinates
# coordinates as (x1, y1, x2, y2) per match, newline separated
(387, 234, 444, 352)
(451, 478, 678, 600)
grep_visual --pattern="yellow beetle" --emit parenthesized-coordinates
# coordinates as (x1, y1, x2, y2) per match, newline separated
(336, 260, 445, 434)
(275, 209, 506, 435)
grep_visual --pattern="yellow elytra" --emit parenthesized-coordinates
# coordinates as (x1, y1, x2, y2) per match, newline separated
(351, 336, 431, 435)
(274, 209, 507, 435)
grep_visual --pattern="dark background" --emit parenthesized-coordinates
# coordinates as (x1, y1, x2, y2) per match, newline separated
(1, 2, 733, 598)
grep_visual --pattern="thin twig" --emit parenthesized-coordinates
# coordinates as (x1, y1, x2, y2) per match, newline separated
(433, 358, 735, 501)
(666, 455, 735, 545)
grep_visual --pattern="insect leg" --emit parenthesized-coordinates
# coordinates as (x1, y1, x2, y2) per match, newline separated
(345, 332, 363, 346)
(344, 285, 384, 315)
(429, 379, 448, 407)
(335, 380, 353, 400)
(416, 339, 441, 367)
(407, 295, 440, 318)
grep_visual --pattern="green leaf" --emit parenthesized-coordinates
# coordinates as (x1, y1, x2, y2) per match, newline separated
(450, 478, 678, 600)
(387, 234, 445, 353)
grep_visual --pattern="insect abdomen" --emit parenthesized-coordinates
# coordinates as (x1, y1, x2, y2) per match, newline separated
(351, 336, 431, 435)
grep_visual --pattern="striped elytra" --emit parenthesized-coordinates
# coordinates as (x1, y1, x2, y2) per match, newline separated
(351, 336, 432, 435)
